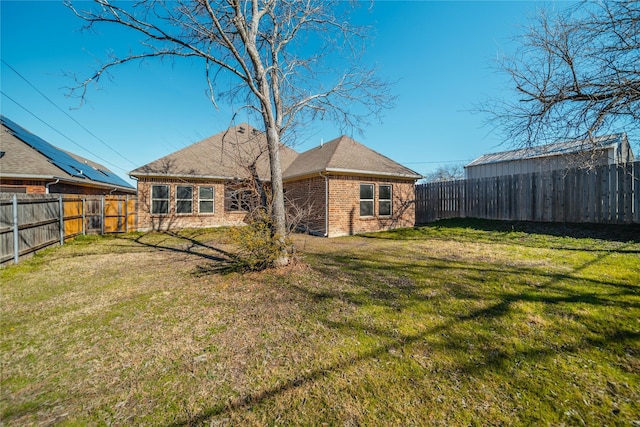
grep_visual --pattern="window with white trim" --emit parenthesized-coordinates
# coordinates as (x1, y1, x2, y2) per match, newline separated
(199, 186, 214, 214)
(151, 185, 169, 215)
(176, 185, 193, 214)
(379, 185, 392, 216)
(225, 185, 254, 212)
(359, 184, 374, 217)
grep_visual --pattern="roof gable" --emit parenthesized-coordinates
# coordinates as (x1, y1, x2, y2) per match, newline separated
(284, 135, 421, 180)
(1, 115, 133, 190)
(130, 124, 299, 181)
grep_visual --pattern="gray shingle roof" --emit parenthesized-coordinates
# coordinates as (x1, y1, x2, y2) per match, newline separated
(283, 135, 421, 180)
(1, 116, 134, 191)
(466, 134, 626, 168)
(1, 123, 64, 177)
(130, 126, 421, 182)
(130, 124, 299, 181)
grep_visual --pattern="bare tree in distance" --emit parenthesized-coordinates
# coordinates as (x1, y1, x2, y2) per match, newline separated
(484, 0, 639, 153)
(422, 164, 465, 183)
(66, 0, 394, 265)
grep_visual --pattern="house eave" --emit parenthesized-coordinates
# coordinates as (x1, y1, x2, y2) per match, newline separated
(1, 173, 136, 193)
(1, 173, 58, 180)
(283, 168, 421, 182)
(130, 172, 235, 181)
(325, 168, 422, 180)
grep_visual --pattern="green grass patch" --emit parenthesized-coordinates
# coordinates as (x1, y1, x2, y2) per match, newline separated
(1, 222, 639, 425)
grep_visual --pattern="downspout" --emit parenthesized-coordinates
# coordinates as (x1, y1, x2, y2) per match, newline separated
(320, 172, 328, 237)
(45, 179, 59, 194)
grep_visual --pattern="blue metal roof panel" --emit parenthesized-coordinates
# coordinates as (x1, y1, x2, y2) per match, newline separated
(1, 115, 133, 189)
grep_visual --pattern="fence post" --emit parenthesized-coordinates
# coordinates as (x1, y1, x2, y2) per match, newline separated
(101, 196, 105, 235)
(82, 198, 86, 235)
(634, 162, 640, 224)
(125, 195, 129, 233)
(59, 195, 64, 245)
(12, 194, 19, 264)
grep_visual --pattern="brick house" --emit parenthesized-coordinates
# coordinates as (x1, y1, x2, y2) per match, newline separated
(0, 116, 135, 195)
(130, 124, 421, 236)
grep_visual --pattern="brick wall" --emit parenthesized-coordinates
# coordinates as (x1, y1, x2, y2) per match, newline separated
(284, 176, 327, 235)
(136, 178, 247, 231)
(326, 175, 416, 237)
(136, 175, 416, 235)
(0, 179, 133, 195)
(0, 180, 46, 194)
(48, 183, 133, 196)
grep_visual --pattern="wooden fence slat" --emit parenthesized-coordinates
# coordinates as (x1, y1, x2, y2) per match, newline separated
(600, 165, 608, 223)
(12, 195, 18, 264)
(635, 162, 640, 224)
(565, 169, 573, 223)
(623, 163, 633, 223)
(616, 164, 624, 223)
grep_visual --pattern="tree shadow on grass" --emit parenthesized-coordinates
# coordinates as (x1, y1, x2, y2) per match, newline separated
(122, 231, 256, 274)
(306, 250, 640, 309)
(125, 230, 292, 274)
(166, 236, 639, 426)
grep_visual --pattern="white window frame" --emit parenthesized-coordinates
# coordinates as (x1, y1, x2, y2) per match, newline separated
(176, 185, 193, 214)
(359, 183, 375, 217)
(225, 185, 253, 212)
(151, 185, 170, 215)
(378, 184, 392, 216)
(198, 186, 215, 214)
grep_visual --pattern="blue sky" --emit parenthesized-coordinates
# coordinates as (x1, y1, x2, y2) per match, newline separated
(1, 1, 569, 185)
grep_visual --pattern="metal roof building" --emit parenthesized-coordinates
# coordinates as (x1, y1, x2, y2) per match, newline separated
(465, 134, 635, 179)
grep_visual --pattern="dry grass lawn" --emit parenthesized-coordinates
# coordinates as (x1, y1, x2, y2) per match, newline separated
(1, 220, 639, 426)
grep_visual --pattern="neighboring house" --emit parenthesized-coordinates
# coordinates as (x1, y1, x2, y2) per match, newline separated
(130, 124, 421, 237)
(0, 116, 135, 195)
(465, 133, 635, 179)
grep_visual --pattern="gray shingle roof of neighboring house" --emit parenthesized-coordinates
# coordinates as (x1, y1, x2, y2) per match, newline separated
(2, 122, 64, 178)
(130, 124, 299, 181)
(131, 127, 422, 182)
(283, 135, 422, 180)
(1, 116, 135, 192)
(466, 133, 632, 168)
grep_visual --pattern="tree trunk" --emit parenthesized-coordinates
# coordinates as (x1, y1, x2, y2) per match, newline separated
(264, 123, 289, 266)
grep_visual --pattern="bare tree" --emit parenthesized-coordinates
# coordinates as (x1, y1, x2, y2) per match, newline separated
(423, 164, 464, 183)
(66, 0, 393, 264)
(486, 0, 639, 151)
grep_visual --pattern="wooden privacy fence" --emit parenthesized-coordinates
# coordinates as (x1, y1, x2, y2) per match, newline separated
(416, 161, 640, 224)
(1, 194, 137, 265)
